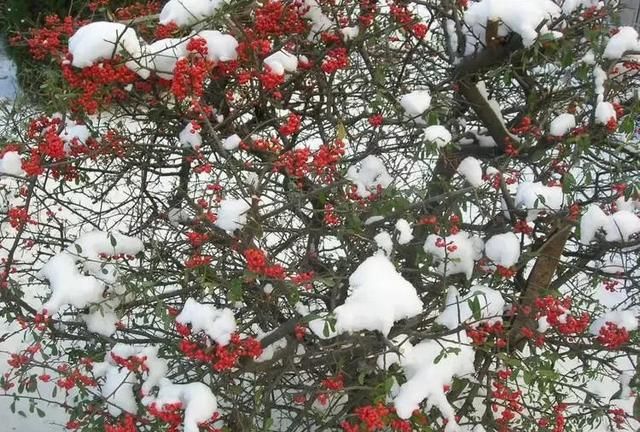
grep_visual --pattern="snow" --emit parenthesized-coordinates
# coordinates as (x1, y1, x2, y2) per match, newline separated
(595, 101, 616, 125)
(456, 156, 483, 187)
(333, 255, 423, 336)
(93, 362, 137, 415)
(604, 27, 640, 59)
(146, 38, 187, 79)
(424, 231, 484, 279)
(374, 231, 393, 255)
(198, 31, 239, 62)
(393, 331, 475, 428)
(176, 298, 237, 346)
(364, 215, 384, 225)
(179, 122, 202, 148)
(580, 205, 609, 243)
(223, 134, 241, 150)
(295, 302, 337, 339)
(159, 0, 223, 27)
(149, 380, 218, 432)
(68, 22, 149, 78)
(395, 219, 414, 245)
(436, 286, 505, 330)
(549, 113, 576, 136)
(264, 50, 298, 75)
(514, 182, 564, 220)
(424, 125, 452, 148)
(0, 151, 24, 176)
(485, 232, 520, 267)
(214, 198, 251, 232)
(59, 119, 90, 146)
(399, 90, 431, 118)
(302, 0, 333, 36)
(579, 207, 640, 243)
(38, 231, 143, 313)
(346, 155, 392, 198)
(82, 298, 120, 336)
(590, 311, 638, 334)
(262, 283, 274, 295)
(603, 210, 640, 242)
(463, 0, 561, 54)
(340, 26, 359, 41)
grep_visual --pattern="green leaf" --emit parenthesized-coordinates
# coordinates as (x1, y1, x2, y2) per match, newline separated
(109, 234, 117, 247)
(468, 296, 482, 321)
(36, 408, 45, 418)
(562, 172, 575, 194)
(74, 244, 82, 254)
(229, 279, 243, 302)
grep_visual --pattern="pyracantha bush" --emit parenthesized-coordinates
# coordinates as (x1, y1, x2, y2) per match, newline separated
(1, 0, 640, 431)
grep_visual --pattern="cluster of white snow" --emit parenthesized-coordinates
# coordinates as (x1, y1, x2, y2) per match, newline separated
(392, 332, 475, 428)
(346, 155, 393, 198)
(214, 198, 251, 232)
(436, 286, 505, 330)
(38, 231, 143, 313)
(463, 0, 561, 54)
(175, 298, 237, 346)
(484, 232, 520, 267)
(580, 205, 640, 243)
(374, 230, 394, 255)
(603, 27, 640, 60)
(68, 22, 149, 78)
(333, 255, 423, 336)
(595, 100, 617, 127)
(456, 156, 483, 187)
(264, 50, 298, 75)
(159, 0, 224, 27)
(179, 123, 202, 148)
(549, 113, 576, 136)
(424, 231, 484, 279)
(94, 345, 168, 415)
(198, 30, 239, 62)
(395, 219, 414, 245)
(590, 310, 638, 335)
(399, 90, 431, 119)
(145, 380, 218, 432)
(424, 125, 452, 148)
(0, 151, 23, 176)
(223, 134, 242, 151)
(514, 182, 564, 220)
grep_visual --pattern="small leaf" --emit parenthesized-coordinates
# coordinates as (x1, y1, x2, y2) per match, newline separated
(74, 244, 82, 254)
(110, 234, 117, 247)
(468, 296, 482, 321)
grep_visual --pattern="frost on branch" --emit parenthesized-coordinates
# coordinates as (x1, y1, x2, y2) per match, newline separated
(333, 255, 423, 336)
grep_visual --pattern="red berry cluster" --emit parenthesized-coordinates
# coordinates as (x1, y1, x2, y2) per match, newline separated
(243, 248, 287, 279)
(278, 114, 302, 136)
(110, 352, 149, 374)
(535, 296, 590, 335)
(491, 370, 523, 432)
(597, 322, 630, 349)
(467, 322, 507, 348)
(321, 48, 349, 74)
(7, 207, 35, 229)
(341, 403, 415, 432)
(254, 1, 308, 37)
